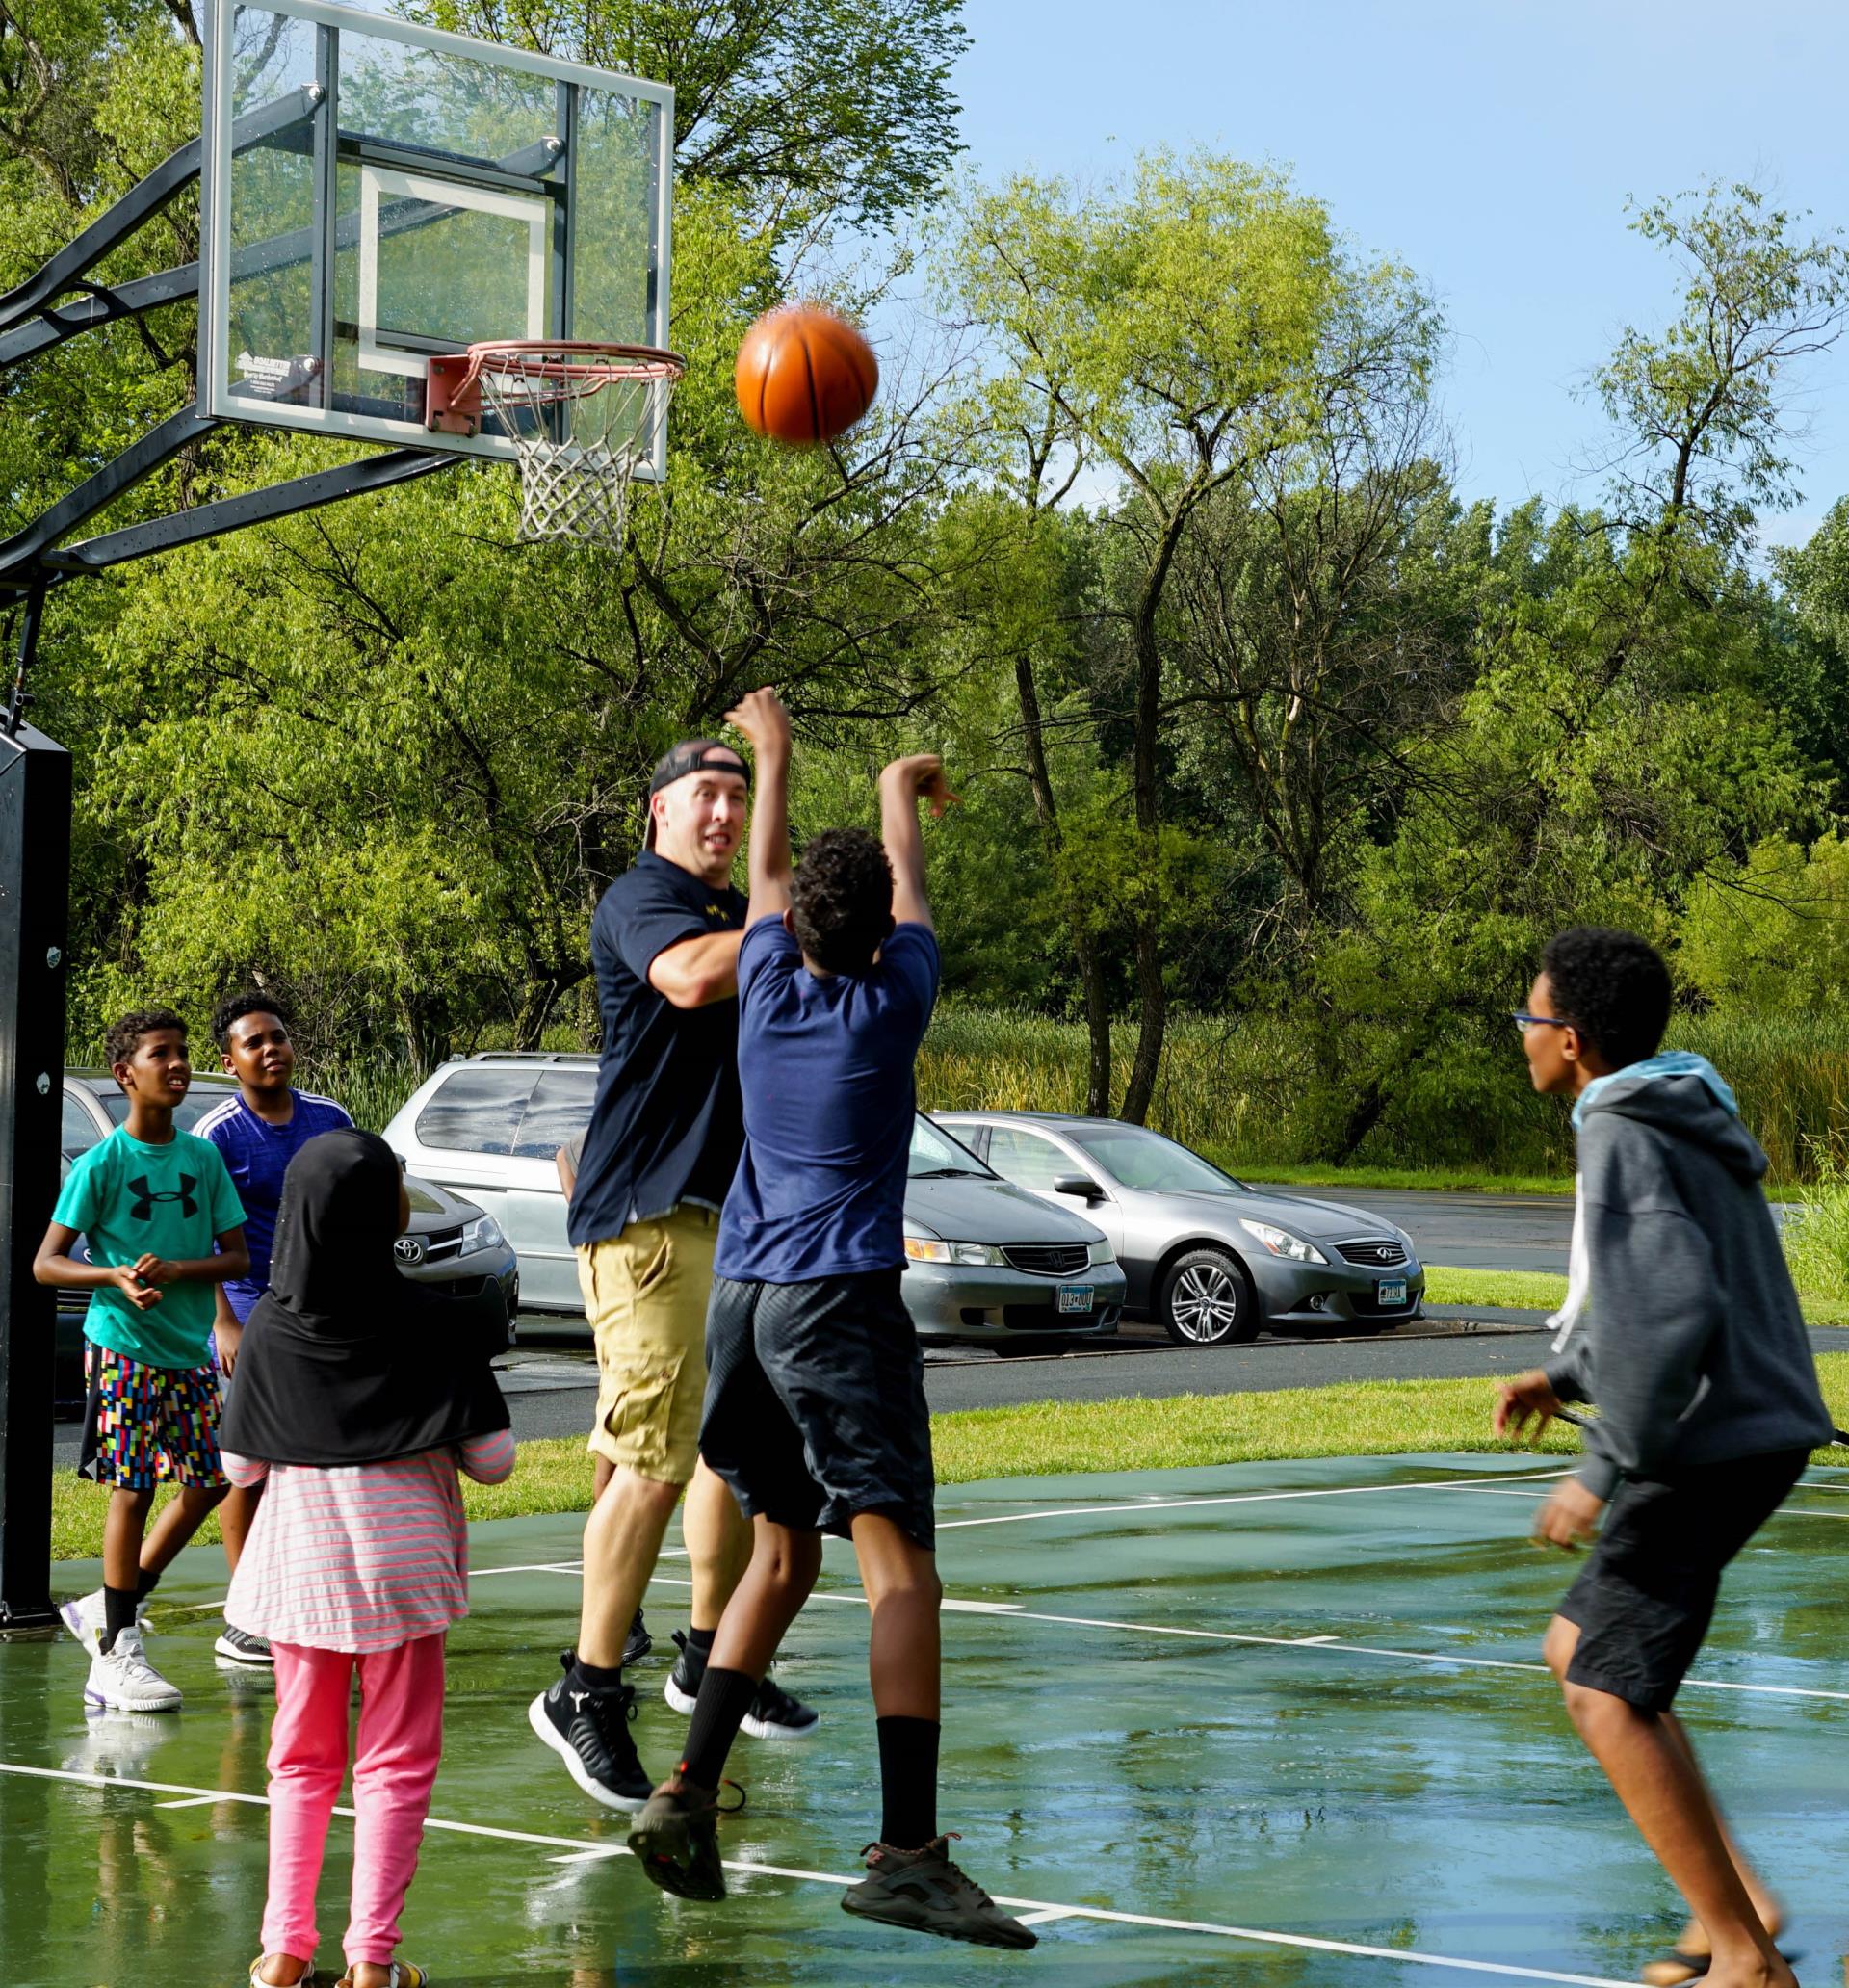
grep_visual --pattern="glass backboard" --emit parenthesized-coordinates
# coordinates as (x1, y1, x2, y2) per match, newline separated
(199, 0, 673, 469)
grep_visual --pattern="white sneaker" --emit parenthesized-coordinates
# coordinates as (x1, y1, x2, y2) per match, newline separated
(86, 1629, 182, 1713)
(60, 1587, 149, 1659)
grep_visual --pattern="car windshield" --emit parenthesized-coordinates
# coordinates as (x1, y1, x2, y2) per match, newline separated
(99, 1083, 239, 1131)
(1068, 1123, 1245, 1193)
(908, 1114, 994, 1180)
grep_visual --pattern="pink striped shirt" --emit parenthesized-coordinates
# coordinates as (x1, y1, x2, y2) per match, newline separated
(221, 1432, 515, 1653)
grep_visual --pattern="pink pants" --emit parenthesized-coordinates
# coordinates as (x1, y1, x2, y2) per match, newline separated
(262, 1635, 446, 1968)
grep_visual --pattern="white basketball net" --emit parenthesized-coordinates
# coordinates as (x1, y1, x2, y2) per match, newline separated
(468, 343, 684, 548)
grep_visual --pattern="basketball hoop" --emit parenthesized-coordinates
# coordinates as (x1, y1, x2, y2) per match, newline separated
(426, 341, 686, 548)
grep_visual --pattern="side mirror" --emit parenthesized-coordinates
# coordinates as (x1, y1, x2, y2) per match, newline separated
(1053, 1172, 1102, 1202)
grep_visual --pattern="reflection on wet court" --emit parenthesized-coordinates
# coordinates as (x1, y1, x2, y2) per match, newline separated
(4, 1452, 1847, 1987)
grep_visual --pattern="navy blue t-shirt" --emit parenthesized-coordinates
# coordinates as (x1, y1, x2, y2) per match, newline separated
(569, 851, 748, 1248)
(715, 919, 941, 1284)
(195, 1088, 353, 1321)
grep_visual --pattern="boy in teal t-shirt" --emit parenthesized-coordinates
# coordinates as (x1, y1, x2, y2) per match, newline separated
(35, 1007, 248, 1714)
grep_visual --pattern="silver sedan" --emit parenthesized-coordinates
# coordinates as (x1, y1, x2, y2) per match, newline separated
(935, 1112, 1425, 1345)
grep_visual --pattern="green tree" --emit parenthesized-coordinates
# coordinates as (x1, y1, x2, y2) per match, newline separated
(949, 151, 1412, 1120)
(416, 0, 967, 231)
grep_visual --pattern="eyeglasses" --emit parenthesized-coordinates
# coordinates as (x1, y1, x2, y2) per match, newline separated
(1511, 1011, 1571, 1035)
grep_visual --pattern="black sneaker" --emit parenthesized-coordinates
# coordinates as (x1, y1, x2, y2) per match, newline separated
(626, 1774, 729, 1901)
(664, 1632, 819, 1739)
(528, 1652, 652, 1811)
(841, 1836, 1036, 1949)
(213, 1623, 274, 1667)
(743, 1669, 819, 1740)
(623, 1609, 654, 1667)
(663, 1630, 705, 1714)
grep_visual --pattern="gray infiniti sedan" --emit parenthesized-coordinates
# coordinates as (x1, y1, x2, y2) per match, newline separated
(902, 1112, 1126, 1351)
(936, 1112, 1424, 1345)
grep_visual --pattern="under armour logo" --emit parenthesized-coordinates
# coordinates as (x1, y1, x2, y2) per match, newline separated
(127, 1174, 197, 1221)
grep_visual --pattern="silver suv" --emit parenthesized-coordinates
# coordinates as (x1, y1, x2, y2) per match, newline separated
(382, 1054, 1129, 1348)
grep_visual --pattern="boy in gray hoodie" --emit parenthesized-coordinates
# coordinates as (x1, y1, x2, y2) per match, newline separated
(1495, 927, 1829, 1988)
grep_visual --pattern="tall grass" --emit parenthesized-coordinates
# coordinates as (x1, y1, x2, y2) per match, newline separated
(289, 1004, 1849, 1185)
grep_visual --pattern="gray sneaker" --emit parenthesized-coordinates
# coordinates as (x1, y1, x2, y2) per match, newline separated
(841, 1837, 1036, 1949)
(215, 1623, 274, 1666)
(626, 1774, 729, 1901)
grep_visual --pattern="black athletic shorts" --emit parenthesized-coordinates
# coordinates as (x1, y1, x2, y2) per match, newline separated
(1557, 1447, 1810, 1713)
(700, 1268, 936, 1549)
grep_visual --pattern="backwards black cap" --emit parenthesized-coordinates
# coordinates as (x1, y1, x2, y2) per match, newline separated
(643, 739, 749, 850)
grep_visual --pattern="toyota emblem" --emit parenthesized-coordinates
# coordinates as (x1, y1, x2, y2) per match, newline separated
(394, 1236, 425, 1265)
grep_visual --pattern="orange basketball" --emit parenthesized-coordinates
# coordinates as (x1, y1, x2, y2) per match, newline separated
(735, 304, 878, 446)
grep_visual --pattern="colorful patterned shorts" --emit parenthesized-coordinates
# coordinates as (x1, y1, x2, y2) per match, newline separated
(78, 1344, 226, 1491)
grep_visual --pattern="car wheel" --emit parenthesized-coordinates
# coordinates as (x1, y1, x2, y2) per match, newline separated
(1159, 1249, 1257, 1345)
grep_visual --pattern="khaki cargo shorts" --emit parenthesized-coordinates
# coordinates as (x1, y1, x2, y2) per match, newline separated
(577, 1204, 718, 1483)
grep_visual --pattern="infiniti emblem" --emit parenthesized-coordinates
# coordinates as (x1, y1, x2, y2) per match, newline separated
(394, 1236, 425, 1265)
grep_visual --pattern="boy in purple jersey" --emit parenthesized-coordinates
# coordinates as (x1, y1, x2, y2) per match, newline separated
(195, 992, 352, 1665)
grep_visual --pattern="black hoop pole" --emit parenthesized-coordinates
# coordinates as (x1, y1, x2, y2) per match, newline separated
(0, 689, 67, 1630)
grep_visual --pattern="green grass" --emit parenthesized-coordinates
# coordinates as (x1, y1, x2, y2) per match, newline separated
(50, 1354, 1849, 1560)
(1422, 1263, 1849, 1327)
(1226, 1162, 1576, 1195)
(1423, 1266, 1568, 1309)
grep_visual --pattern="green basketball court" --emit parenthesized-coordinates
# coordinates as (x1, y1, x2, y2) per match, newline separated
(4, 1452, 1845, 1986)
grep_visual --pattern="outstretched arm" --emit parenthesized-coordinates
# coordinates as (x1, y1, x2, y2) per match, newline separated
(727, 687, 793, 928)
(879, 753, 958, 932)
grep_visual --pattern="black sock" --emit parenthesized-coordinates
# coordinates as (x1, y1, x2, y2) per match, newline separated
(685, 1624, 716, 1657)
(876, 1716, 940, 1848)
(570, 1654, 624, 1691)
(679, 1665, 757, 1789)
(136, 1566, 162, 1600)
(101, 1584, 139, 1656)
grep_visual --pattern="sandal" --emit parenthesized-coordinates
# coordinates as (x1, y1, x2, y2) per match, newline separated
(248, 1962, 315, 1988)
(1640, 1944, 1799, 1987)
(334, 1969, 429, 1988)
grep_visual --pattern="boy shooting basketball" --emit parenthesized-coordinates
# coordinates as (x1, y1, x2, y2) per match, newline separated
(1496, 928, 1828, 1988)
(627, 690, 1034, 1950)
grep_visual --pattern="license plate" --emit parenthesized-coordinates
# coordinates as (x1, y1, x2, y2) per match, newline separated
(1056, 1284, 1095, 1314)
(1377, 1278, 1408, 1307)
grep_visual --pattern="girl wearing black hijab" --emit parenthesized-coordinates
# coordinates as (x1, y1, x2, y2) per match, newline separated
(220, 1130, 512, 1988)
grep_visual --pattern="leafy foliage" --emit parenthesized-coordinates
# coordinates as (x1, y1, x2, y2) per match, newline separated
(8, 5, 1849, 1178)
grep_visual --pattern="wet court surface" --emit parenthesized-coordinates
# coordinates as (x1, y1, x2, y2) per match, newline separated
(4, 1452, 1848, 1987)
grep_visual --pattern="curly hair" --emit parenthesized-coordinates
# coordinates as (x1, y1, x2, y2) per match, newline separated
(1540, 927, 1671, 1069)
(789, 828, 894, 973)
(104, 1007, 188, 1074)
(212, 989, 290, 1049)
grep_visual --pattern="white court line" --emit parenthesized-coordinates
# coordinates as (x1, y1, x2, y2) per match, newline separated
(933, 1468, 1572, 1531)
(0, 1760, 1640, 1987)
(638, 1576, 1849, 1702)
(1384, 1484, 1849, 1531)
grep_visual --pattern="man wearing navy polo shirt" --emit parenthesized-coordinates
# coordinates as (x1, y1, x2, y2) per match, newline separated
(530, 722, 814, 1815)
(195, 992, 352, 1665)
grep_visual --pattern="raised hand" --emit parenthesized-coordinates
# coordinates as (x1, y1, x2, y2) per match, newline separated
(881, 752, 960, 819)
(725, 687, 791, 763)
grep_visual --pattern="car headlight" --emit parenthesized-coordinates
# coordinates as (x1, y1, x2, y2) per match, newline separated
(1238, 1218, 1328, 1265)
(1087, 1239, 1116, 1267)
(903, 1233, 1005, 1267)
(460, 1215, 504, 1254)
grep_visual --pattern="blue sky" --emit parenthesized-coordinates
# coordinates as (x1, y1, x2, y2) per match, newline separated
(949, 0, 1849, 548)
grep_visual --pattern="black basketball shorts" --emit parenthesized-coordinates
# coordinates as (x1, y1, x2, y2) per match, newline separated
(700, 1267, 937, 1549)
(1556, 1446, 1810, 1713)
